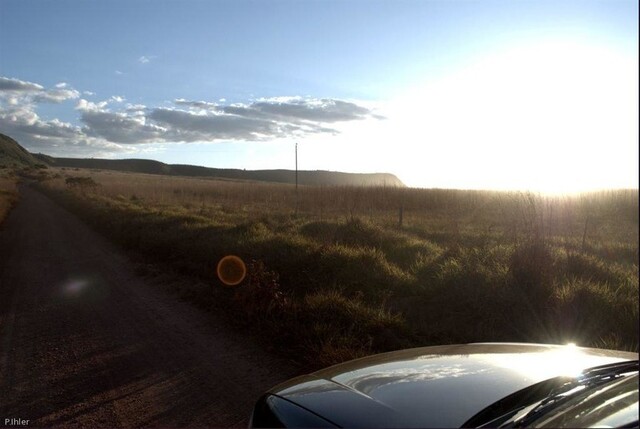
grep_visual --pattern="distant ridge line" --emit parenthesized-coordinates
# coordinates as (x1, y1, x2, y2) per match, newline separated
(1, 132, 404, 186)
(31, 154, 405, 187)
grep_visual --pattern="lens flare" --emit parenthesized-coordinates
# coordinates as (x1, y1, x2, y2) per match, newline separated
(216, 255, 247, 286)
(61, 278, 90, 297)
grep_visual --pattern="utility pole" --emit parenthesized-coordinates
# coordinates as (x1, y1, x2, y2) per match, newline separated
(295, 142, 299, 216)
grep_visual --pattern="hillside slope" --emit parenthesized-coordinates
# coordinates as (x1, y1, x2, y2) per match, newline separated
(0, 133, 40, 168)
(34, 155, 405, 187)
(1, 132, 403, 186)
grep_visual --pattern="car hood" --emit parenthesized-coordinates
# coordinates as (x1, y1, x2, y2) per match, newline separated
(269, 343, 638, 428)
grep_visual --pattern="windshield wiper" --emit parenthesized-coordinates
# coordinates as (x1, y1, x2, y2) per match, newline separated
(502, 360, 639, 428)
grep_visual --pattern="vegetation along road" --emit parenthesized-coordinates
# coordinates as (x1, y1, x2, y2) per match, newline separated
(0, 184, 299, 427)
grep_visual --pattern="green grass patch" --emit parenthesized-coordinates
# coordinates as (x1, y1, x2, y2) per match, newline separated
(36, 178, 639, 367)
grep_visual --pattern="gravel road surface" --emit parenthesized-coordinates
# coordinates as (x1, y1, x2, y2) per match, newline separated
(0, 184, 299, 427)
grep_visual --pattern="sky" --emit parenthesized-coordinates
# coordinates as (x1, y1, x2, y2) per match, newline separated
(0, 0, 637, 192)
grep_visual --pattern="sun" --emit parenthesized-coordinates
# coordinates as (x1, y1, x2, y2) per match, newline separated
(376, 39, 639, 192)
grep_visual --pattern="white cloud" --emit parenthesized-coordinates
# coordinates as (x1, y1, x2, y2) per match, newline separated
(75, 99, 109, 112)
(1, 75, 383, 157)
(125, 103, 147, 112)
(0, 77, 44, 92)
(74, 96, 377, 145)
(150, 97, 374, 141)
(0, 76, 80, 105)
(74, 99, 165, 144)
(0, 78, 128, 156)
(81, 109, 167, 144)
(138, 56, 152, 64)
(0, 103, 124, 156)
(34, 87, 80, 103)
(250, 97, 374, 123)
(174, 98, 218, 109)
(148, 107, 280, 141)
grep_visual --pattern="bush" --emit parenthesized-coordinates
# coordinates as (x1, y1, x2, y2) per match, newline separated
(299, 220, 337, 244)
(549, 277, 639, 348)
(298, 289, 407, 366)
(233, 259, 289, 322)
(65, 176, 99, 193)
(564, 252, 630, 286)
(509, 240, 556, 296)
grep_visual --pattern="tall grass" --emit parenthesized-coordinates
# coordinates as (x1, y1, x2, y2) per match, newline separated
(37, 168, 639, 366)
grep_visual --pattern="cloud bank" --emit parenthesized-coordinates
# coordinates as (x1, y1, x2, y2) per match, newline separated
(0, 76, 381, 156)
(0, 77, 121, 156)
(0, 77, 80, 105)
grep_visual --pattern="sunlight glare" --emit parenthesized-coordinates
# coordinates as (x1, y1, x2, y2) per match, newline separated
(486, 345, 584, 379)
(376, 39, 638, 191)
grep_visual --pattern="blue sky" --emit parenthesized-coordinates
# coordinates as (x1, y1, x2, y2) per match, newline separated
(0, 0, 637, 191)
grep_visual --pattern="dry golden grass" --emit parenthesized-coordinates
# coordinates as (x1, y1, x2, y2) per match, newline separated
(47, 168, 295, 212)
(46, 167, 639, 244)
(39, 167, 639, 365)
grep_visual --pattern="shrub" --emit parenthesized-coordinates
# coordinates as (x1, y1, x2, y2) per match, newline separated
(314, 244, 412, 299)
(233, 259, 288, 323)
(509, 240, 556, 295)
(334, 218, 384, 248)
(564, 252, 632, 287)
(65, 176, 99, 193)
(298, 289, 407, 366)
(299, 220, 337, 244)
(549, 276, 639, 347)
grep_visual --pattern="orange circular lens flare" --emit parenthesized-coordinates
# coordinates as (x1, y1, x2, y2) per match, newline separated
(216, 255, 247, 286)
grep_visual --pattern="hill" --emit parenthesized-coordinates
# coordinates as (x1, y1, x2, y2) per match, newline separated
(0, 132, 403, 186)
(33, 154, 405, 187)
(0, 133, 41, 168)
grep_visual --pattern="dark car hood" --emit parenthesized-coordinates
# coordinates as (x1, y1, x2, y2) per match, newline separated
(269, 343, 638, 428)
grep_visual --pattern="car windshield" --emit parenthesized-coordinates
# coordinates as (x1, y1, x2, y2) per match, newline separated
(496, 361, 640, 428)
(0, 1, 638, 428)
(530, 372, 639, 428)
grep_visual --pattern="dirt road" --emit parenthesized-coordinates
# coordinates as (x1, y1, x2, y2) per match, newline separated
(0, 184, 299, 427)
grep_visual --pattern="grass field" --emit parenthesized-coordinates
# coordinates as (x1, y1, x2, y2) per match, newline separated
(37, 168, 639, 367)
(0, 169, 18, 226)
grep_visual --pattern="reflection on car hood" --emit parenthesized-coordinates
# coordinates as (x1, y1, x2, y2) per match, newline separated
(269, 343, 638, 428)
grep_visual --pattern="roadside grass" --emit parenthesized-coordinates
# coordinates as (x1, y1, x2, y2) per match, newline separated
(0, 169, 18, 226)
(36, 169, 639, 367)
